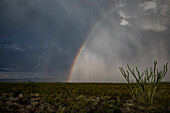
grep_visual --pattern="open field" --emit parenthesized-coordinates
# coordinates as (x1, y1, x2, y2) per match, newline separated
(0, 82, 169, 113)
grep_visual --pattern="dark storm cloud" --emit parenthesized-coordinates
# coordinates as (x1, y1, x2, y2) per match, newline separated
(0, 0, 115, 47)
(0, 0, 115, 80)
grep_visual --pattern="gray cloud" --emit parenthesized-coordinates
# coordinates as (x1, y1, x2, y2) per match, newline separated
(0, 68, 14, 72)
(139, 0, 157, 12)
(138, 0, 170, 32)
(119, 10, 131, 26)
(0, 40, 23, 51)
(142, 23, 167, 32)
(71, 0, 170, 82)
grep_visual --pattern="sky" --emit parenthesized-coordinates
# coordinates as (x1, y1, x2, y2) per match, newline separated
(0, 0, 170, 82)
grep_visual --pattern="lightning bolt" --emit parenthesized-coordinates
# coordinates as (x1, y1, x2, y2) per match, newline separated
(32, 38, 47, 81)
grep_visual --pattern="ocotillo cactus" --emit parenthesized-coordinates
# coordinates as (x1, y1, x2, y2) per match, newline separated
(119, 60, 168, 105)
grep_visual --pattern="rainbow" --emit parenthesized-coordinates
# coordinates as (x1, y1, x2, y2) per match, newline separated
(67, 1, 126, 82)
(67, 38, 89, 82)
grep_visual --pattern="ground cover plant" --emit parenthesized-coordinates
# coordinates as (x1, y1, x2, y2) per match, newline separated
(0, 82, 169, 113)
(119, 61, 169, 108)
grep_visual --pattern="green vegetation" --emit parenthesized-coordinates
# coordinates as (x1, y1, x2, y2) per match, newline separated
(0, 82, 169, 113)
(119, 60, 168, 106)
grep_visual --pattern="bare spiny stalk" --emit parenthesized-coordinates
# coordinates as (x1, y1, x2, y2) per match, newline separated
(119, 60, 168, 106)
